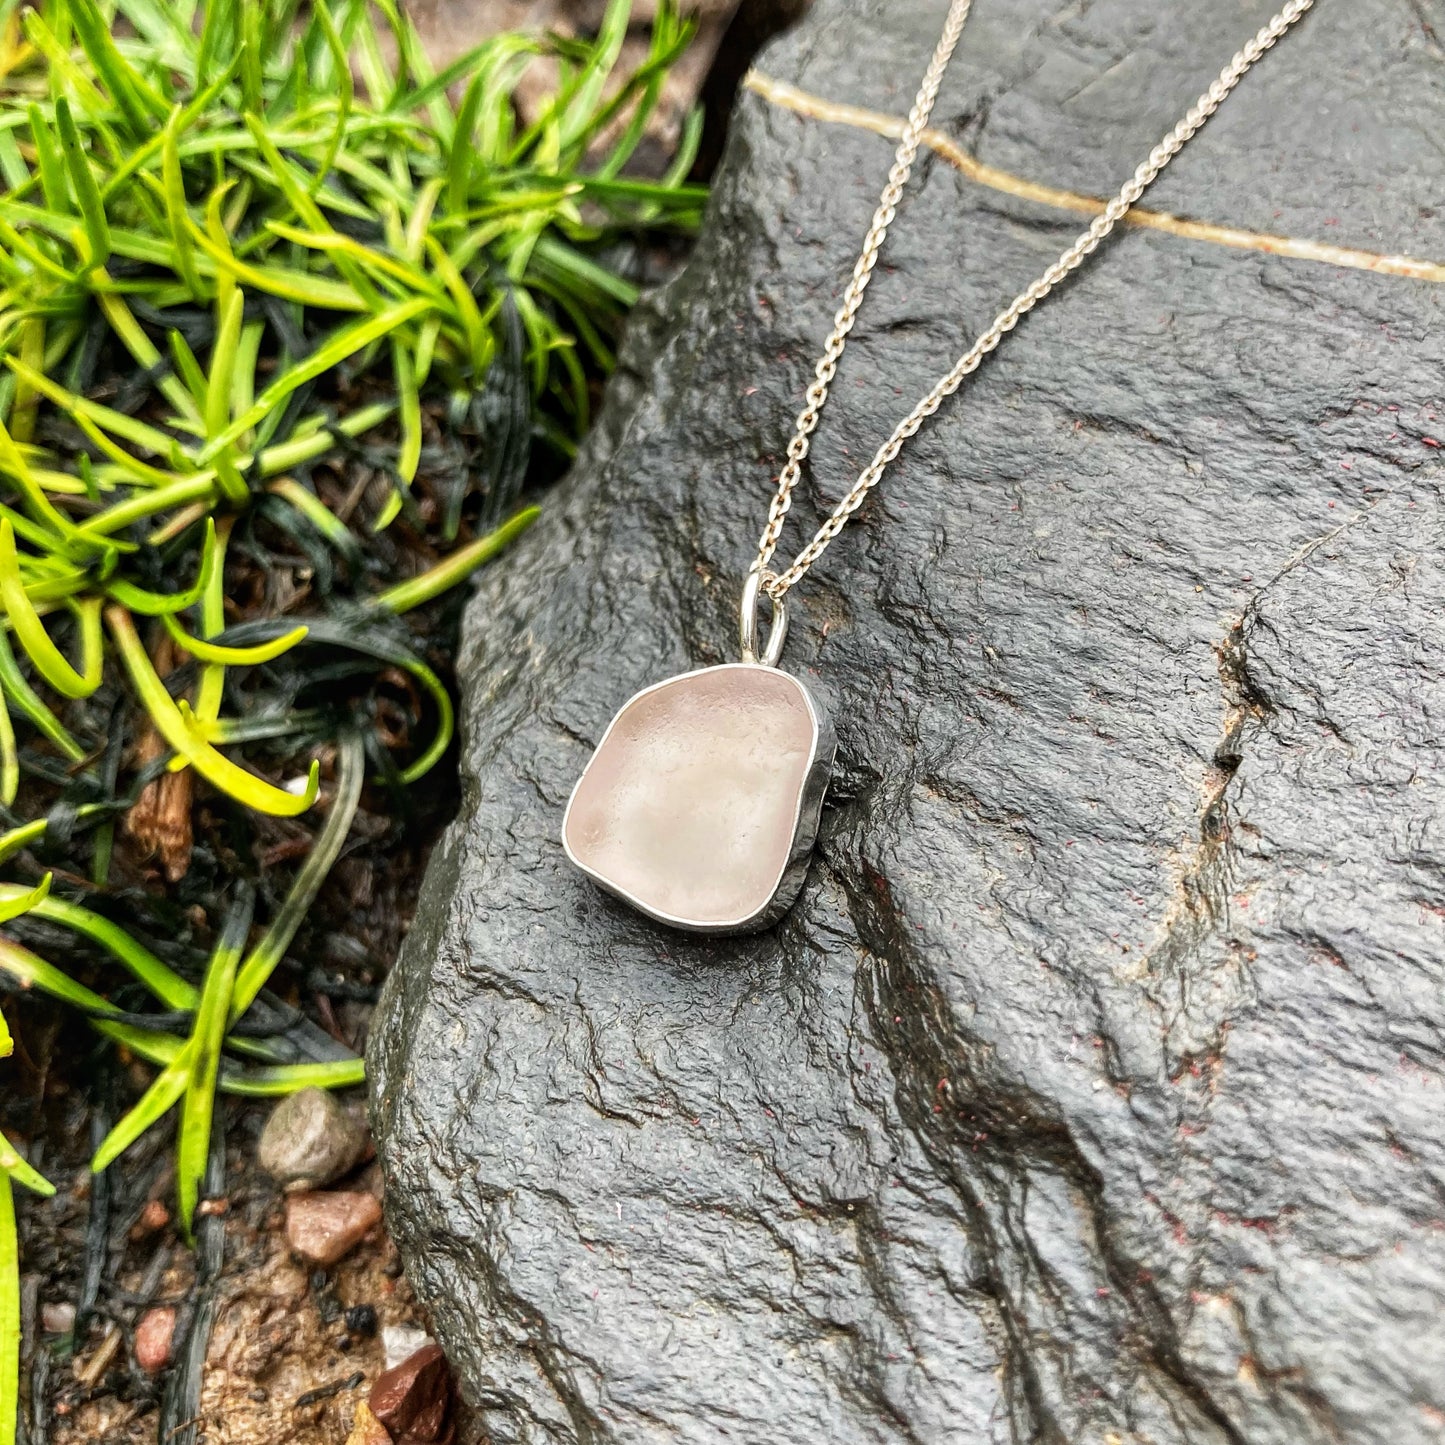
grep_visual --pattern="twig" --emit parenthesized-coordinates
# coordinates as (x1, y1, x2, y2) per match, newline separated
(293, 1371, 365, 1409)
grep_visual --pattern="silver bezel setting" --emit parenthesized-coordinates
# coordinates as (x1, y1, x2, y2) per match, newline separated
(562, 663, 835, 935)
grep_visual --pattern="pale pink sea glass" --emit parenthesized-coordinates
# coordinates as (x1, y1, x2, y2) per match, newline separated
(563, 664, 822, 929)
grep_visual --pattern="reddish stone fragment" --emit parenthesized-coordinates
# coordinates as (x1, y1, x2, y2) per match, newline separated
(284, 1190, 382, 1267)
(134, 1306, 176, 1374)
(129, 1198, 170, 1241)
(369, 1341, 453, 1443)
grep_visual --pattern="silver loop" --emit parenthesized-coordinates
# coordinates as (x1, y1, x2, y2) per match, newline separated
(739, 568, 788, 668)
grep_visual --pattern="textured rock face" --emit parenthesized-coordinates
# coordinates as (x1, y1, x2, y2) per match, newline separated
(370, 1, 1445, 1441)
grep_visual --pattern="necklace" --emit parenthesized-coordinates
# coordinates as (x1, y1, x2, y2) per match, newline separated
(563, 0, 1315, 935)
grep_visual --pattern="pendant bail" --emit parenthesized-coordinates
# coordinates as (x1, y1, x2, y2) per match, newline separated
(739, 567, 788, 667)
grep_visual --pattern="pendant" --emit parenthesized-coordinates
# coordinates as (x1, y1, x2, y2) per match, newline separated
(562, 573, 835, 934)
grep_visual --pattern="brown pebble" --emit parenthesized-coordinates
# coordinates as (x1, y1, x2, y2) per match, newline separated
(369, 1342, 452, 1443)
(284, 1190, 383, 1267)
(129, 1199, 170, 1241)
(134, 1307, 176, 1374)
(345, 1401, 393, 1445)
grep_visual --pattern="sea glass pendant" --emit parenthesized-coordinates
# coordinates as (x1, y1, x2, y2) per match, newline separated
(562, 662, 835, 934)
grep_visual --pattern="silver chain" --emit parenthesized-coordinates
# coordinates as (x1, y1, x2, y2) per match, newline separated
(750, 0, 1315, 608)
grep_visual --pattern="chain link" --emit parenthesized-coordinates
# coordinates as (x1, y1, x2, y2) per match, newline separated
(752, 0, 1315, 602)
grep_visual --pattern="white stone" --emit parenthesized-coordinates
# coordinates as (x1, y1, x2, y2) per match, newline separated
(563, 664, 830, 932)
(382, 1325, 436, 1372)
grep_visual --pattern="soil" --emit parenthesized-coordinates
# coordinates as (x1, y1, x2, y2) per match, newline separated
(8, 805, 437, 1445)
(47, 1159, 422, 1445)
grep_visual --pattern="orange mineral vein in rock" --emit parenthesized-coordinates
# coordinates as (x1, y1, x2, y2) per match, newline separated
(565, 665, 818, 927)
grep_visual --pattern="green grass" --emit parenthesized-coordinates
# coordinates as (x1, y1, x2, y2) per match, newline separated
(0, 1128, 53, 1445)
(0, 0, 705, 1432)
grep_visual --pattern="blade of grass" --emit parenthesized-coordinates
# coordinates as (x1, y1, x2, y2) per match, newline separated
(0, 876, 49, 927)
(0, 885, 194, 1008)
(424, 236, 490, 376)
(372, 506, 538, 614)
(2, 1152, 47, 1444)
(0, 520, 104, 699)
(535, 0, 631, 158)
(217, 1056, 364, 1095)
(231, 729, 363, 1015)
(0, 689, 14, 807)
(0, 1124, 53, 1445)
(5, 356, 198, 461)
(0, 413, 105, 553)
(105, 518, 218, 616)
(74, 471, 217, 538)
(265, 477, 362, 563)
(0, 935, 122, 1017)
(205, 286, 248, 505)
(0, 625, 84, 760)
(54, 97, 110, 266)
(372, 336, 420, 531)
(106, 605, 321, 817)
(25, 104, 70, 216)
(168, 329, 209, 407)
(195, 296, 432, 465)
(308, 0, 351, 195)
(177, 884, 252, 1238)
(241, 114, 380, 309)
(12, 311, 49, 444)
(91, 1049, 191, 1173)
(162, 107, 204, 301)
(0, 1137, 53, 1201)
(162, 614, 307, 665)
(446, 70, 486, 216)
(193, 513, 230, 722)
(262, 221, 445, 299)
(183, 222, 367, 310)
(65, 0, 170, 136)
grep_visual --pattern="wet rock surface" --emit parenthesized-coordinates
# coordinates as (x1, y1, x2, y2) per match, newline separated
(370, 0, 1445, 1440)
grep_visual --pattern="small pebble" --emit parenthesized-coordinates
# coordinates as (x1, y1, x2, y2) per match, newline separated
(369, 1341, 452, 1443)
(40, 1302, 76, 1335)
(129, 1199, 170, 1241)
(259, 1088, 370, 1192)
(345, 1401, 393, 1445)
(134, 1307, 176, 1375)
(382, 1324, 434, 1372)
(284, 1190, 382, 1267)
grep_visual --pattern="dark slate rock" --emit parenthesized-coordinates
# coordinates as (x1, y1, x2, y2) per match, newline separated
(369, 0, 1445, 1440)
